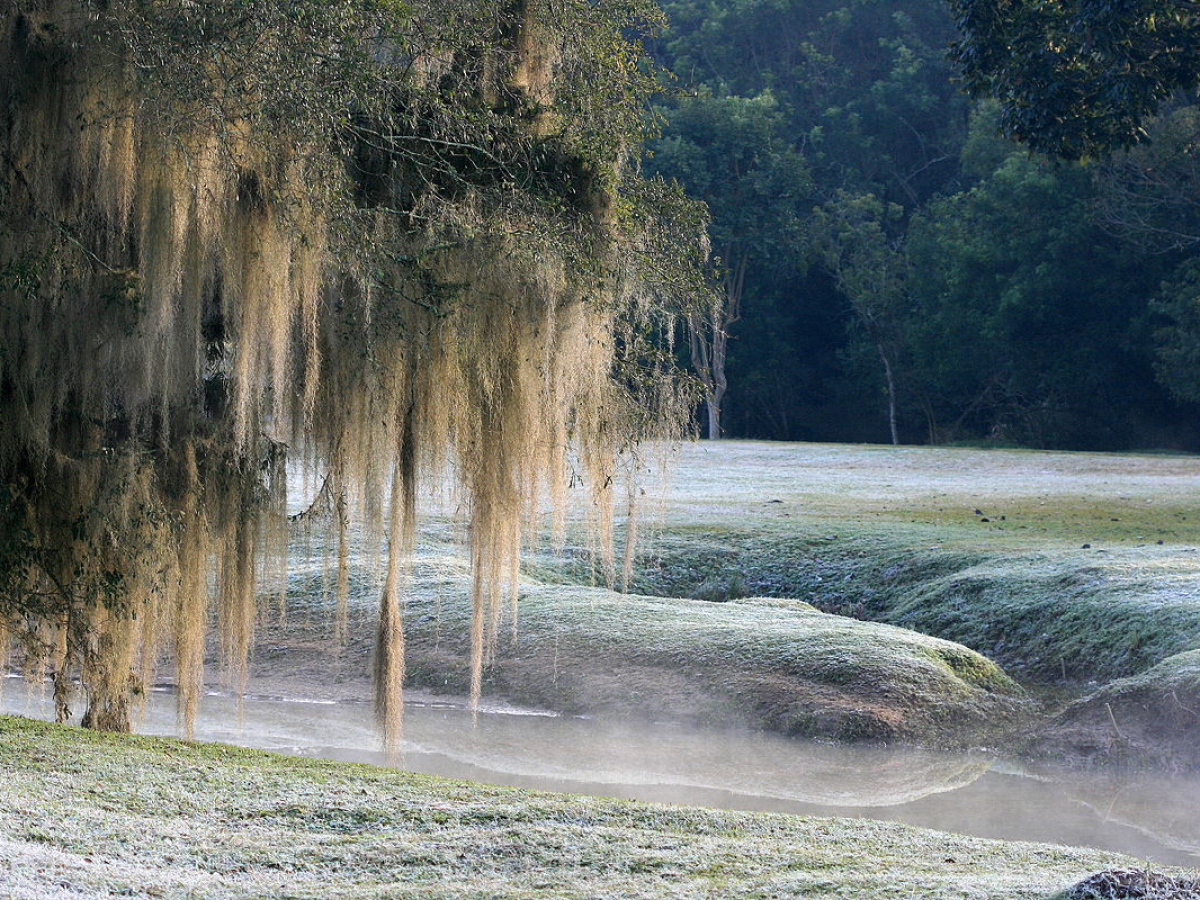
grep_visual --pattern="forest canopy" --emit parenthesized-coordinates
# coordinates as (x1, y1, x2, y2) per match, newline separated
(0, 0, 707, 743)
(646, 0, 1200, 449)
(948, 0, 1200, 159)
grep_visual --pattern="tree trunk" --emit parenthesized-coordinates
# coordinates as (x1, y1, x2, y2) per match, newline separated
(880, 346, 899, 445)
(706, 392, 723, 439)
(82, 691, 133, 733)
(689, 250, 745, 441)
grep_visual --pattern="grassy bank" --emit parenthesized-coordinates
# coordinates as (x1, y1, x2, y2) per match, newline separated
(0, 714, 1147, 900)
(5, 442, 1200, 898)
(266, 544, 1028, 748)
(611, 442, 1200, 686)
(258, 442, 1200, 765)
(401, 585, 1027, 745)
(625, 529, 1200, 684)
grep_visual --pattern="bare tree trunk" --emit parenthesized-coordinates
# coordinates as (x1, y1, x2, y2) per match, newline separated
(921, 395, 939, 444)
(706, 311, 729, 439)
(689, 250, 745, 441)
(879, 345, 899, 445)
(706, 395, 722, 439)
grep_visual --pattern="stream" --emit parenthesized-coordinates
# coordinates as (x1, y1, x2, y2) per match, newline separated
(3, 678, 1199, 868)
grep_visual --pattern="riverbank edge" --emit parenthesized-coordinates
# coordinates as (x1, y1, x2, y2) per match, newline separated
(0, 713, 1168, 900)
(611, 525, 1200, 770)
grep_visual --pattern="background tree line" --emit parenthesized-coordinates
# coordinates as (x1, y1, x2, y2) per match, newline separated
(646, 0, 1200, 450)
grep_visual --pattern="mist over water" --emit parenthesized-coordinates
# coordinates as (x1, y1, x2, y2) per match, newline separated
(4, 679, 1198, 868)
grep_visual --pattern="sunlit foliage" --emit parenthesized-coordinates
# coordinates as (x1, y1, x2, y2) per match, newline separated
(0, 0, 707, 746)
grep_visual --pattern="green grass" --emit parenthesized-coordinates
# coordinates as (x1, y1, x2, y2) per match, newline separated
(0, 714, 1150, 900)
(620, 531, 1200, 683)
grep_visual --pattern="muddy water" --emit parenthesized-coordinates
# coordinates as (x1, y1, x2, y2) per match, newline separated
(4, 680, 1198, 868)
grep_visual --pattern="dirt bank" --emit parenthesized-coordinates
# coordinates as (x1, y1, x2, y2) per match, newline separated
(1030, 651, 1200, 772)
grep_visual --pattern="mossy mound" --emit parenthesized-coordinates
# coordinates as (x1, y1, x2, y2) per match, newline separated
(626, 531, 1200, 685)
(1030, 651, 1200, 771)
(402, 585, 1028, 747)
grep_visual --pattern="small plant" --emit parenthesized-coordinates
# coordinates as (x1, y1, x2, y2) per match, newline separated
(692, 574, 750, 603)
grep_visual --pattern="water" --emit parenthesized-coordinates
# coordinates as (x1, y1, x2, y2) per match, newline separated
(3, 679, 1198, 868)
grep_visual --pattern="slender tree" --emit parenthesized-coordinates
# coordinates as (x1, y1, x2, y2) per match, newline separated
(647, 91, 808, 438)
(687, 259, 742, 439)
(813, 193, 909, 445)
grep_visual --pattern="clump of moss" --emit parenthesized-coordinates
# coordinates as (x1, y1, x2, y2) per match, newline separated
(1057, 868, 1200, 899)
(691, 573, 750, 602)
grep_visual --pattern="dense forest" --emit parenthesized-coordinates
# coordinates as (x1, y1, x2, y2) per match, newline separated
(646, 0, 1200, 450)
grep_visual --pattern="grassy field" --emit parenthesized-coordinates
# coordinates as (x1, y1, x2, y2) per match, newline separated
(259, 441, 1200, 765)
(620, 442, 1200, 684)
(0, 714, 1147, 900)
(7, 440, 1200, 898)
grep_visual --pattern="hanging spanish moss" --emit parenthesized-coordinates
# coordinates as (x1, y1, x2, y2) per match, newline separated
(0, 0, 707, 747)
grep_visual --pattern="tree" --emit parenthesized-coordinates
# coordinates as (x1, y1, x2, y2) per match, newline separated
(906, 145, 1179, 448)
(647, 90, 809, 437)
(657, 0, 969, 207)
(1093, 104, 1200, 251)
(686, 276, 740, 441)
(1152, 259, 1200, 401)
(813, 193, 910, 445)
(649, 0, 974, 443)
(949, 0, 1200, 158)
(0, 0, 706, 743)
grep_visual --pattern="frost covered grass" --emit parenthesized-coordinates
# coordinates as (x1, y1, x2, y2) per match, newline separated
(4, 442, 1199, 897)
(0, 714, 1151, 900)
(398, 585, 1027, 745)
(259, 442, 1200, 751)
(617, 441, 1200, 684)
(261, 537, 1027, 746)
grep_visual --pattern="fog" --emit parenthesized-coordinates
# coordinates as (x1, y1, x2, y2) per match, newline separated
(4, 679, 1197, 867)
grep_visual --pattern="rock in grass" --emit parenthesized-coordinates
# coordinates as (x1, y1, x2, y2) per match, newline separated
(404, 586, 1029, 747)
(1031, 650, 1200, 771)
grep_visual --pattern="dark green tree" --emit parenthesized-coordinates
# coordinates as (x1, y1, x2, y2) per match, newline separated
(1093, 104, 1200, 251)
(1154, 258, 1200, 403)
(647, 90, 810, 437)
(950, 0, 1200, 158)
(907, 144, 1178, 447)
(813, 193, 910, 444)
